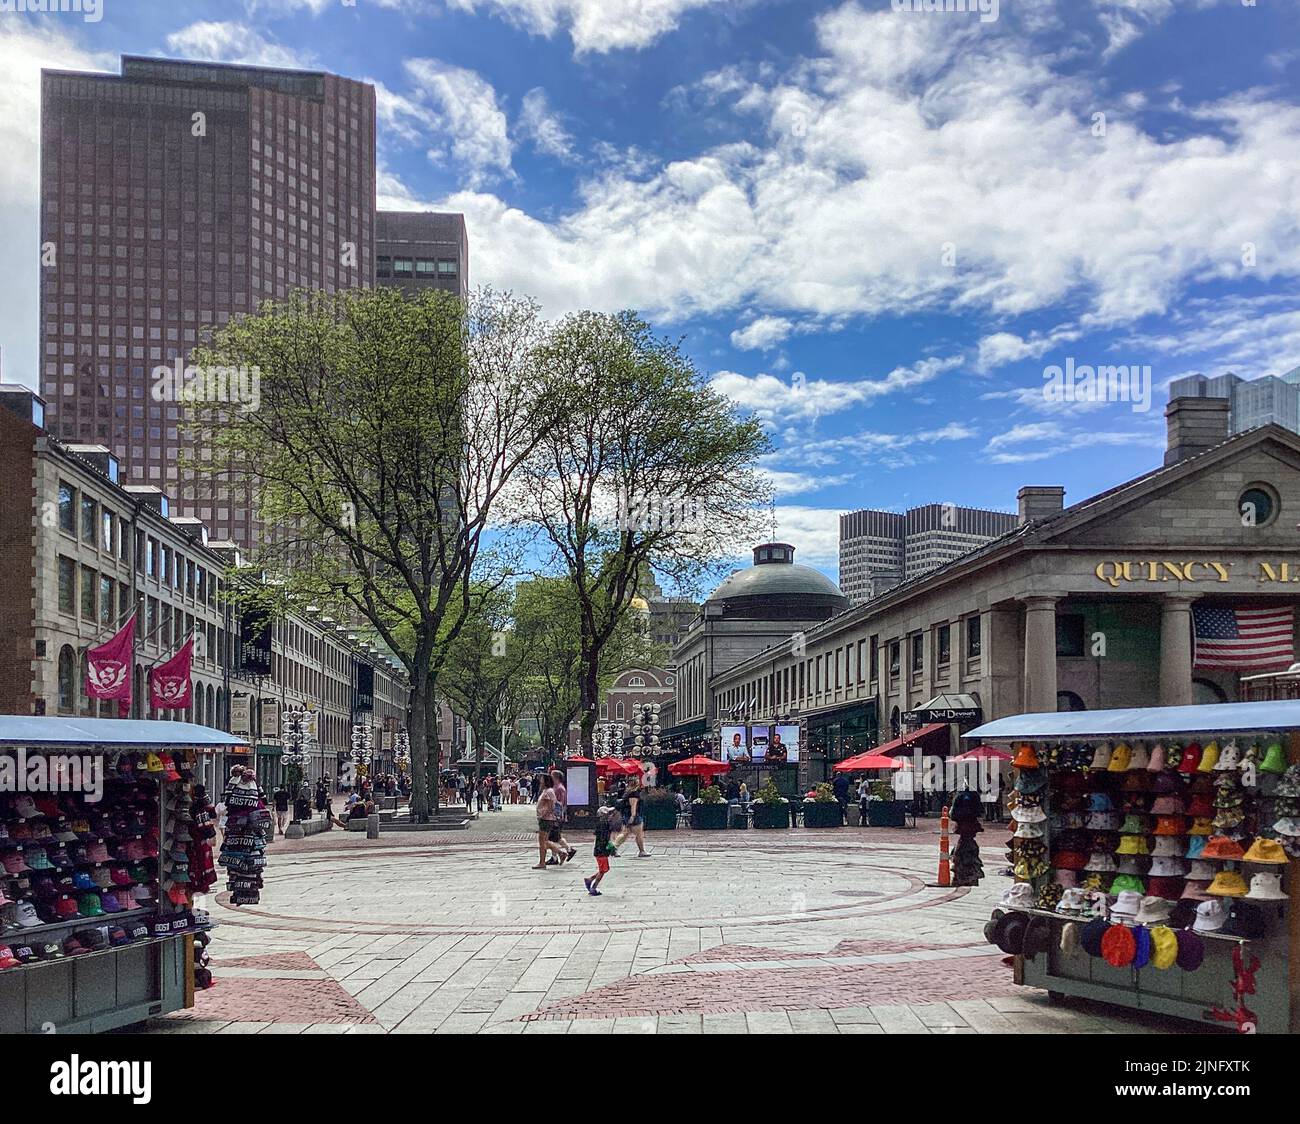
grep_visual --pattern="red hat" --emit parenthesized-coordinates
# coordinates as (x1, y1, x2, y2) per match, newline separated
(1053, 851, 1088, 871)
(1187, 794, 1214, 817)
(1101, 923, 1137, 967)
(1147, 876, 1186, 901)
(1177, 744, 1202, 774)
(1012, 744, 1040, 770)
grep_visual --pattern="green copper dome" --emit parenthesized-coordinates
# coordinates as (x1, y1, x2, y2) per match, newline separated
(708, 543, 848, 619)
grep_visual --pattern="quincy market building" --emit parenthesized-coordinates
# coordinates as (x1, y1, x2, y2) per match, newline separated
(707, 399, 1300, 785)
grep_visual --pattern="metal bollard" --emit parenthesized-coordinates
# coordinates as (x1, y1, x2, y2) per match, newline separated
(366, 813, 380, 839)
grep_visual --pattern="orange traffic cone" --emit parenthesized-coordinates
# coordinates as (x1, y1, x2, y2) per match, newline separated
(936, 804, 951, 887)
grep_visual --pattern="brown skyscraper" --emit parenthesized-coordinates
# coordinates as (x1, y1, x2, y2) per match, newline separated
(39, 56, 376, 547)
(375, 211, 469, 297)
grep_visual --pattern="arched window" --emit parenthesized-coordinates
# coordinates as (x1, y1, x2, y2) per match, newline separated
(1056, 691, 1087, 712)
(889, 706, 900, 738)
(57, 646, 76, 713)
(628, 676, 645, 687)
(207, 684, 216, 728)
(616, 702, 625, 720)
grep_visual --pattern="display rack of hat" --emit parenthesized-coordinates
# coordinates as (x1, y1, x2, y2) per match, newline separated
(948, 788, 984, 886)
(218, 766, 270, 906)
(0, 747, 200, 968)
(986, 734, 1293, 980)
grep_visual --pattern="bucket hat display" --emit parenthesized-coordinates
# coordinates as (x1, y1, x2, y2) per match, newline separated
(1188, 817, 1213, 836)
(1115, 834, 1149, 856)
(1089, 744, 1113, 770)
(1080, 917, 1110, 957)
(1177, 744, 1202, 774)
(1086, 852, 1118, 872)
(1116, 856, 1146, 876)
(1107, 743, 1132, 772)
(1147, 743, 1167, 772)
(1118, 813, 1147, 835)
(1184, 835, 1207, 859)
(998, 883, 1036, 911)
(1152, 816, 1184, 836)
(1151, 836, 1184, 857)
(1110, 890, 1143, 920)
(1101, 923, 1137, 967)
(1258, 743, 1287, 775)
(1214, 742, 1241, 771)
(1175, 929, 1205, 971)
(1148, 876, 1186, 902)
(1127, 744, 1151, 771)
(1087, 792, 1114, 812)
(1245, 872, 1287, 901)
(1014, 804, 1047, 824)
(1053, 851, 1087, 871)
(1149, 795, 1185, 815)
(1148, 857, 1188, 878)
(1109, 873, 1144, 895)
(1197, 742, 1220, 773)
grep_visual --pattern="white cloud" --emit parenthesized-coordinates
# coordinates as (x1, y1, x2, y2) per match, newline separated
(762, 468, 851, 498)
(403, 58, 513, 184)
(711, 356, 965, 425)
(376, 2, 1300, 335)
(976, 326, 1083, 373)
(443, 0, 728, 55)
(730, 315, 793, 351)
(0, 25, 113, 388)
(984, 421, 1151, 464)
(518, 87, 575, 161)
(771, 505, 842, 566)
(165, 22, 313, 68)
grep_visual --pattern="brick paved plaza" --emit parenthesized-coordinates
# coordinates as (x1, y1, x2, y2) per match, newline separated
(146, 806, 1193, 1035)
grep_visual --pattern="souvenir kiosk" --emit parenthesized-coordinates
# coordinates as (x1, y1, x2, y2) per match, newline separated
(0, 717, 247, 1033)
(967, 701, 1300, 1034)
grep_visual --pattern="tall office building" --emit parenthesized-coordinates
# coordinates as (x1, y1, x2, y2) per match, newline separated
(1167, 369, 1300, 436)
(838, 504, 1017, 606)
(375, 211, 468, 297)
(39, 56, 377, 547)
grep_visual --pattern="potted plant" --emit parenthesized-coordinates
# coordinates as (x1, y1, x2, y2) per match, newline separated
(639, 786, 678, 831)
(690, 785, 729, 830)
(865, 779, 907, 827)
(751, 781, 789, 829)
(802, 782, 843, 828)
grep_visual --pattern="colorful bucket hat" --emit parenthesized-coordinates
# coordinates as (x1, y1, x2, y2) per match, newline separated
(1012, 744, 1040, 770)
(1107, 743, 1132, 772)
(1014, 804, 1047, 824)
(1177, 744, 1202, 774)
(1110, 889, 1143, 919)
(1151, 836, 1183, 857)
(1147, 876, 1186, 902)
(1088, 744, 1112, 770)
(1152, 816, 1184, 836)
(1214, 742, 1241, 771)
(1192, 899, 1229, 932)
(143, 752, 164, 773)
(1258, 743, 1287, 775)
(1146, 743, 1167, 772)
(1086, 812, 1121, 831)
(1197, 741, 1220, 773)
(1054, 852, 1087, 872)
(1101, 923, 1137, 967)
(1205, 871, 1249, 897)
(1201, 835, 1245, 861)
(1132, 925, 1154, 969)
(1149, 925, 1178, 969)
(1242, 838, 1287, 864)
(1086, 852, 1118, 872)
(1116, 834, 1149, 856)
(1118, 813, 1147, 835)
(1149, 795, 1185, 815)
(1117, 856, 1146, 876)
(1175, 928, 1205, 971)
(1187, 793, 1214, 817)
(1053, 868, 1080, 888)
(1188, 859, 1218, 881)
(1149, 857, 1188, 878)
(1244, 872, 1287, 901)
(1184, 835, 1207, 860)
(1127, 743, 1151, 771)
(1087, 792, 1114, 812)
(1109, 873, 1144, 895)
(1188, 817, 1213, 836)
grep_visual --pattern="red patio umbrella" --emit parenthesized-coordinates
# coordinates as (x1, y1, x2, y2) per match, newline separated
(951, 745, 1012, 763)
(833, 752, 905, 772)
(668, 755, 731, 779)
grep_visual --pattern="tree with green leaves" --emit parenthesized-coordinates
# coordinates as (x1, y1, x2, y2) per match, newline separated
(187, 286, 556, 821)
(523, 311, 771, 754)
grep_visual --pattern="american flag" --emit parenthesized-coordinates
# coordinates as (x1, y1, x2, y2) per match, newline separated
(1192, 604, 1295, 670)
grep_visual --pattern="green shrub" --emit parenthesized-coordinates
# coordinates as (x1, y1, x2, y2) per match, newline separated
(755, 780, 786, 805)
(698, 785, 724, 804)
(809, 782, 836, 803)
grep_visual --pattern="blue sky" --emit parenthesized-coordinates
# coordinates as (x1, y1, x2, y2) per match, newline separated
(2, 0, 1299, 578)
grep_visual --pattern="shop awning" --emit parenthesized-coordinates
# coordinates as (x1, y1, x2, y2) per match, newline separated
(951, 745, 1013, 763)
(833, 752, 905, 772)
(873, 722, 949, 755)
(0, 716, 249, 749)
(966, 700, 1300, 740)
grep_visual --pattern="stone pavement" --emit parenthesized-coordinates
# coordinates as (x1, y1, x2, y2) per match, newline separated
(144, 804, 1183, 1035)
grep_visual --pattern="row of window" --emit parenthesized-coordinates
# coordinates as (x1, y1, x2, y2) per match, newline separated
(375, 257, 459, 279)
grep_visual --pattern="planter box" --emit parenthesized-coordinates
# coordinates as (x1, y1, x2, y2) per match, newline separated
(642, 803, 677, 831)
(690, 802, 729, 830)
(752, 802, 790, 829)
(866, 801, 907, 827)
(802, 802, 843, 828)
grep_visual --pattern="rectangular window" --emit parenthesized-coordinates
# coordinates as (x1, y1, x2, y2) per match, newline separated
(145, 537, 156, 577)
(101, 509, 113, 552)
(870, 636, 879, 683)
(437, 259, 457, 276)
(58, 556, 76, 614)
(911, 633, 924, 673)
(966, 615, 982, 659)
(889, 640, 900, 680)
(1056, 613, 1086, 658)
(798, 663, 805, 699)
(160, 545, 170, 585)
(58, 482, 76, 533)
(856, 639, 866, 683)
(416, 259, 437, 275)
(99, 575, 113, 626)
(937, 624, 951, 665)
(393, 258, 413, 276)
(81, 564, 96, 620)
(815, 655, 823, 694)
(80, 495, 97, 542)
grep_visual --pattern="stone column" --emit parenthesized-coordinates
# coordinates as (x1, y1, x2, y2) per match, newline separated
(1022, 596, 1059, 714)
(1159, 595, 1196, 707)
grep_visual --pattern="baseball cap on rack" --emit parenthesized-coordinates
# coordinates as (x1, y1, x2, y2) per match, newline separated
(0, 945, 20, 969)
(159, 753, 183, 782)
(2, 851, 29, 875)
(99, 892, 124, 913)
(11, 901, 41, 928)
(76, 893, 104, 917)
(54, 895, 79, 919)
(13, 796, 40, 820)
(25, 848, 53, 872)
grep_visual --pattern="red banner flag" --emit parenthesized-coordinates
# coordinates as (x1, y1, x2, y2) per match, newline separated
(149, 635, 195, 711)
(85, 613, 136, 717)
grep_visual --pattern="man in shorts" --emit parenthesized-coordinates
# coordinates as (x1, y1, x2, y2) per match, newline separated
(547, 768, 577, 864)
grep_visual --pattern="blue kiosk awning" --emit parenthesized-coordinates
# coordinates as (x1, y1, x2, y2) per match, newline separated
(965, 700, 1300, 741)
(0, 716, 248, 749)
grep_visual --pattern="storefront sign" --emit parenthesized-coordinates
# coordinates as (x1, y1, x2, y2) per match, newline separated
(260, 697, 280, 740)
(238, 610, 272, 676)
(1094, 559, 1300, 587)
(906, 707, 982, 724)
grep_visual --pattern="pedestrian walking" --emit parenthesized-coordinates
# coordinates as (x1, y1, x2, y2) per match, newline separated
(272, 785, 289, 835)
(548, 768, 577, 864)
(533, 774, 569, 869)
(584, 805, 621, 896)
(613, 775, 650, 857)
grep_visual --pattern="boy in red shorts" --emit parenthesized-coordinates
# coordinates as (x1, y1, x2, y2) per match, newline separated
(584, 805, 620, 896)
